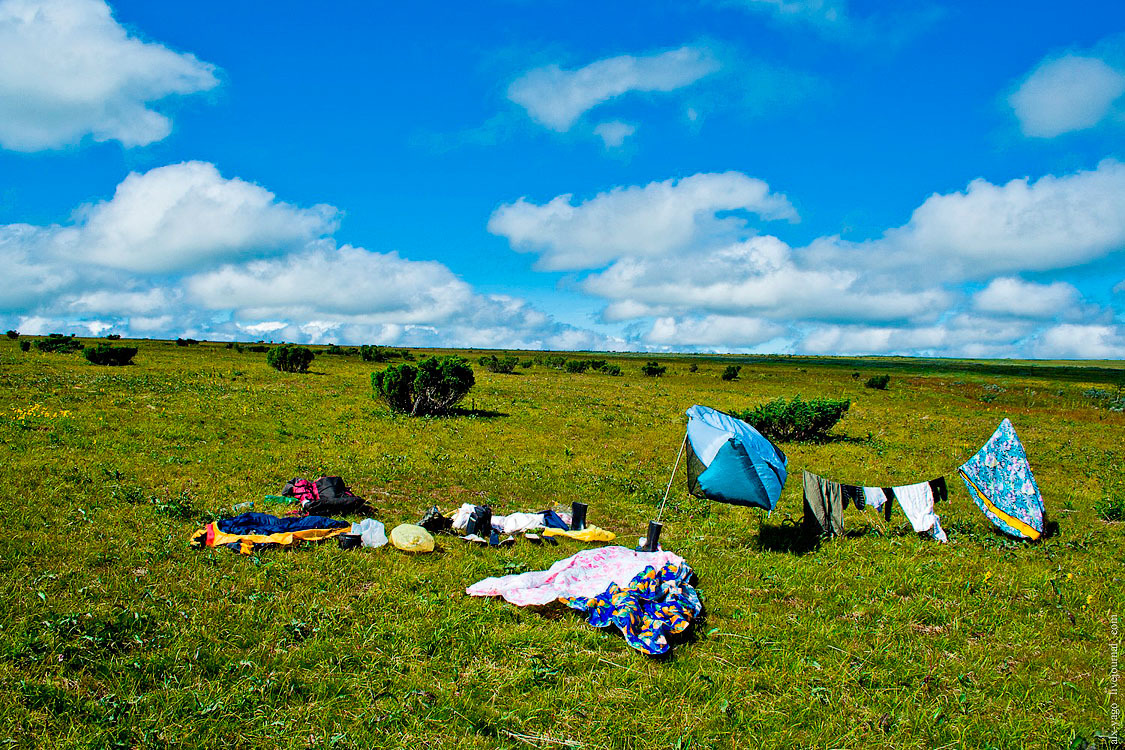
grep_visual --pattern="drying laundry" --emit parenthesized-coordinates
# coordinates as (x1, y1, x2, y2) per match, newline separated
(450, 503, 574, 534)
(564, 560, 702, 656)
(189, 512, 351, 555)
(959, 418, 1045, 541)
(466, 546, 686, 606)
(802, 472, 948, 542)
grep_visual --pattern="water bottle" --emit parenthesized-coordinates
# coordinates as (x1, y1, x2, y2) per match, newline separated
(231, 501, 254, 513)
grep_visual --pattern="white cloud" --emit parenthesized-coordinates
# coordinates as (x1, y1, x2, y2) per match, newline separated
(508, 46, 719, 131)
(593, 120, 636, 148)
(971, 277, 1079, 318)
(1009, 52, 1125, 138)
(645, 314, 784, 348)
(186, 244, 474, 324)
(1034, 323, 1125, 359)
(43, 162, 337, 273)
(852, 159, 1125, 279)
(0, 0, 219, 151)
(488, 171, 796, 271)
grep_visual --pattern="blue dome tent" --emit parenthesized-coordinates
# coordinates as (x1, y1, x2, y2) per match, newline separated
(683, 405, 789, 511)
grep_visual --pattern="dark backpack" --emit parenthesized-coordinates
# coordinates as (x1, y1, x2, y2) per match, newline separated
(282, 476, 367, 516)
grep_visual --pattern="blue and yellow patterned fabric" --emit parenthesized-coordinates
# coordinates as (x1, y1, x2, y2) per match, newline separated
(958, 419, 1044, 541)
(564, 562, 702, 656)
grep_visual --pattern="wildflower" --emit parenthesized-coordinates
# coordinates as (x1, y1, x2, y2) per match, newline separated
(983, 570, 993, 582)
(1066, 573, 1073, 581)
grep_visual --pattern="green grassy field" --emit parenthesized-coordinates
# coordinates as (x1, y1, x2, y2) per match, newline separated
(1, 338, 1122, 748)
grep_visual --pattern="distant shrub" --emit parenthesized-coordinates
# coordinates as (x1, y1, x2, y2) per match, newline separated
(84, 344, 137, 366)
(587, 359, 607, 372)
(19, 340, 30, 352)
(734, 395, 851, 442)
(245, 345, 270, 353)
(565, 360, 589, 373)
(225, 342, 234, 349)
(175, 337, 198, 346)
(602, 363, 622, 376)
(399, 350, 416, 361)
(722, 365, 742, 381)
(1095, 493, 1125, 522)
(324, 344, 346, 355)
(4, 330, 17, 339)
(105, 333, 121, 340)
(372, 355, 475, 416)
(267, 345, 315, 373)
(479, 355, 518, 374)
(519, 359, 534, 369)
(689, 363, 699, 373)
(543, 355, 567, 370)
(641, 361, 666, 377)
(35, 334, 83, 354)
(360, 345, 392, 362)
(851, 371, 860, 380)
(865, 374, 890, 390)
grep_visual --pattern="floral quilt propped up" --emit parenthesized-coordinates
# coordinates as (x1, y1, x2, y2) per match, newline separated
(958, 418, 1045, 541)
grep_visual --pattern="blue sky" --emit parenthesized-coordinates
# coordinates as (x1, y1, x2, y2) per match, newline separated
(1, 0, 1123, 357)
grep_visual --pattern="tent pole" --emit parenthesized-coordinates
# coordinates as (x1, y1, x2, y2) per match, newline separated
(656, 433, 688, 523)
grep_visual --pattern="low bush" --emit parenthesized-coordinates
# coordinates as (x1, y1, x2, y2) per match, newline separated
(4, 330, 17, 339)
(519, 359, 534, 368)
(245, 344, 270, 353)
(587, 359, 607, 372)
(267, 345, 315, 373)
(865, 374, 891, 390)
(360, 345, 392, 362)
(734, 395, 851, 442)
(689, 363, 699, 373)
(543, 355, 567, 370)
(105, 333, 121, 340)
(722, 365, 742, 381)
(175, 337, 198, 346)
(479, 355, 518, 374)
(372, 355, 475, 416)
(1095, 492, 1125, 522)
(602, 363, 622, 376)
(565, 360, 589, 373)
(641, 361, 666, 377)
(83, 344, 137, 366)
(19, 340, 30, 352)
(35, 334, 83, 354)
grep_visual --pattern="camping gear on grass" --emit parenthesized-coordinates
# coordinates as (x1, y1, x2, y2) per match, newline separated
(189, 512, 351, 555)
(419, 506, 454, 534)
(390, 523, 435, 552)
(350, 518, 389, 548)
(281, 476, 366, 516)
(683, 405, 788, 510)
(958, 418, 1045, 541)
(571, 502, 588, 530)
(542, 526, 616, 542)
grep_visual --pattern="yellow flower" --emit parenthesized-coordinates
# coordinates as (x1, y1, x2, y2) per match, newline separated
(1066, 573, 1073, 581)
(983, 570, 993, 582)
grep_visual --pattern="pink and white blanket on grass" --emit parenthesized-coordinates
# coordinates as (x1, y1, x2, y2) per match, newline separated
(466, 546, 686, 607)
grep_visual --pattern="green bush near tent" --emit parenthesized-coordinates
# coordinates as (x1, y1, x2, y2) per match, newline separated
(865, 374, 891, 390)
(267, 344, 315, 373)
(722, 365, 742, 381)
(735, 395, 850, 442)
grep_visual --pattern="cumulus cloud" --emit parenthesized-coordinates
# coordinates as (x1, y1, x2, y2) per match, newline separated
(820, 159, 1125, 280)
(1033, 323, 1125, 359)
(644, 314, 784, 348)
(488, 171, 796, 271)
(0, 161, 618, 350)
(0, 0, 219, 151)
(508, 46, 719, 131)
(1009, 50, 1125, 138)
(971, 277, 1079, 318)
(29, 162, 338, 273)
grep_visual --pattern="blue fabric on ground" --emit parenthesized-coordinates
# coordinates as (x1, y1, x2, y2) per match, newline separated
(541, 510, 570, 530)
(217, 512, 350, 535)
(564, 561, 702, 656)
